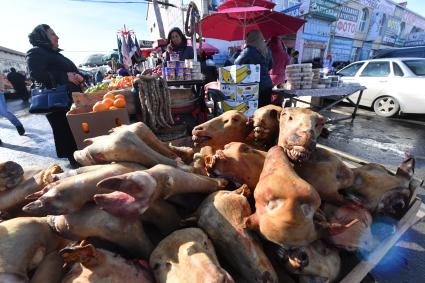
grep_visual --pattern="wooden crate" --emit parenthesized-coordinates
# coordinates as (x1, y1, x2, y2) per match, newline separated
(318, 144, 425, 283)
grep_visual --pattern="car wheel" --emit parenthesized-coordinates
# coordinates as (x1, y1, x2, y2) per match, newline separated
(373, 96, 400, 117)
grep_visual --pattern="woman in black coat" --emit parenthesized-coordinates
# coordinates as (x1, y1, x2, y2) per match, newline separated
(26, 24, 84, 167)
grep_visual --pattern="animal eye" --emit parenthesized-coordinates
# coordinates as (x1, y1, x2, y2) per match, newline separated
(288, 116, 293, 121)
(223, 119, 229, 123)
(232, 117, 239, 122)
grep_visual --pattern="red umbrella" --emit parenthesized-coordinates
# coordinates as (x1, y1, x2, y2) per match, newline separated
(217, 0, 276, 11)
(201, 6, 306, 41)
(188, 40, 219, 56)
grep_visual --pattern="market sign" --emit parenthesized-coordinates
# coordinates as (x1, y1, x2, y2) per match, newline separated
(282, 0, 311, 17)
(339, 6, 359, 22)
(382, 17, 400, 45)
(359, 0, 395, 15)
(335, 19, 357, 38)
(139, 40, 154, 48)
(403, 11, 425, 30)
(309, 0, 341, 21)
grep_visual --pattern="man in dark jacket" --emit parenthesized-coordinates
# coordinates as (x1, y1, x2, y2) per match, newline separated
(7, 68, 29, 103)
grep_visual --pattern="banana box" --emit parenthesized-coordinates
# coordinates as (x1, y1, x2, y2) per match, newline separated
(220, 83, 259, 102)
(219, 64, 260, 84)
(220, 99, 259, 117)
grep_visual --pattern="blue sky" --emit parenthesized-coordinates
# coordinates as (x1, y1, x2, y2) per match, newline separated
(1, 0, 425, 65)
(0, 0, 150, 65)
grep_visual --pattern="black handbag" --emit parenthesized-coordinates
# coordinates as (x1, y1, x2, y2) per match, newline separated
(29, 75, 71, 114)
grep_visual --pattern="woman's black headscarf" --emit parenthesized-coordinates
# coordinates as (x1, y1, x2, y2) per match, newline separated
(167, 27, 187, 48)
(28, 24, 53, 49)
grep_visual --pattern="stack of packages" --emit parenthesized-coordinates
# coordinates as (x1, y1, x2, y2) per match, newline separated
(312, 69, 321, 88)
(285, 63, 313, 90)
(218, 64, 260, 117)
(162, 53, 193, 81)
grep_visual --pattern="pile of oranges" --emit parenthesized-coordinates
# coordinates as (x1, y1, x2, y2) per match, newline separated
(92, 92, 127, 112)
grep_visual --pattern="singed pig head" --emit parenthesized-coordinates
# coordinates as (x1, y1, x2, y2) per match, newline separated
(284, 241, 341, 283)
(245, 146, 321, 247)
(346, 157, 414, 215)
(251, 105, 282, 149)
(204, 142, 267, 190)
(321, 204, 375, 252)
(294, 148, 355, 204)
(278, 108, 325, 162)
(61, 244, 155, 283)
(192, 110, 252, 150)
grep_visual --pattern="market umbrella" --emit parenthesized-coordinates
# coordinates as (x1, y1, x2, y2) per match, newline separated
(217, 0, 276, 11)
(188, 40, 219, 56)
(200, 6, 306, 41)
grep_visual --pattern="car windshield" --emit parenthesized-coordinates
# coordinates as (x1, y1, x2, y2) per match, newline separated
(337, 62, 364, 77)
(402, 59, 425, 76)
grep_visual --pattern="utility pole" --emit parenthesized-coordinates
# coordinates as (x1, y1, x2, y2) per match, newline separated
(153, 0, 165, 39)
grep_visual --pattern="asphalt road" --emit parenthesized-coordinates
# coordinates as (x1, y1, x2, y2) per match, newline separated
(1, 99, 424, 282)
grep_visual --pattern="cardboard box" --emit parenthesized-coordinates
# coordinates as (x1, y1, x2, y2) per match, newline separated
(220, 99, 258, 117)
(219, 64, 260, 84)
(72, 88, 136, 115)
(67, 106, 130, 149)
(220, 83, 259, 102)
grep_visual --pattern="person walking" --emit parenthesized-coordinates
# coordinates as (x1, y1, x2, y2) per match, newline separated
(26, 24, 84, 167)
(0, 72, 25, 142)
(268, 36, 291, 87)
(235, 30, 273, 107)
(7, 68, 30, 103)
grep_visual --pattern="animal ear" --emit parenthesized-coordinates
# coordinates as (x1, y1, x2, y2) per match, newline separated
(396, 155, 415, 180)
(269, 109, 279, 121)
(320, 127, 330, 138)
(243, 213, 259, 230)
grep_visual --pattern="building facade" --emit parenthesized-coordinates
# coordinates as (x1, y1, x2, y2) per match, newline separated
(280, 0, 425, 64)
(145, 0, 425, 65)
(0, 46, 26, 73)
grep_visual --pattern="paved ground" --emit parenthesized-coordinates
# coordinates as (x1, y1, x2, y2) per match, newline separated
(1, 99, 424, 282)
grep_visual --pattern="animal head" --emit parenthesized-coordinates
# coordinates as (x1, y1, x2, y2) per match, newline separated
(251, 105, 282, 149)
(348, 157, 414, 215)
(192, 110, 252, 150)
(278, 108, 325, 162)
(204, 142, 266, 190)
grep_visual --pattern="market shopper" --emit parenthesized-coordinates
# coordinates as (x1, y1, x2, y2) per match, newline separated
(0, 72, 25, 138)
(235, 30, 273, 107)
(165, 27, 194, 62)
(290, 50, 299, 64)
(268, 36, 291, 87)
(7, 68, 30, 103)
(26, 24, 84, 167)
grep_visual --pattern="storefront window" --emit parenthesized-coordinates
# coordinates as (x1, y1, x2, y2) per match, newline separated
(351, 47, 359, 62)
(359, 8, 369, 32)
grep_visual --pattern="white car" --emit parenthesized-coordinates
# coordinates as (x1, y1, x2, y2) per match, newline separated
(337, 58, 425, 117)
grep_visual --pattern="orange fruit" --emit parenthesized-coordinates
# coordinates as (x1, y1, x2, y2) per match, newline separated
(102, 98, 114, 108)
(93, 101, 108, 112)
(113, 98, 126, 108)
(103, 92, 115, 100)
(109, 106, 118, 110)
(114, 94, 125, 100)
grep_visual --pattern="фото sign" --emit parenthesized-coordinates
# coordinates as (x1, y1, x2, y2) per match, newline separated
(336, 19, 357, 38)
